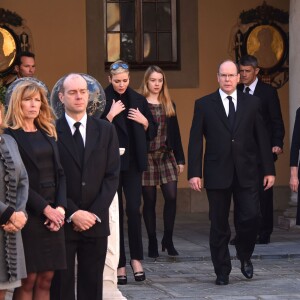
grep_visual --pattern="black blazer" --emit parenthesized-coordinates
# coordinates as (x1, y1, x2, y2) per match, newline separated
(56, 115, 120, 238)
(163, 103, 185, 165)
(103, 84, 157, 172)
(188, 90, 275, 189)
(5, 127, 67, 215)
(238, 80, 285, 150)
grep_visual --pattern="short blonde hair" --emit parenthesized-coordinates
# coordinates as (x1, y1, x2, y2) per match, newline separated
(5, 81, 57, 140)
(109, 60, 129, 77)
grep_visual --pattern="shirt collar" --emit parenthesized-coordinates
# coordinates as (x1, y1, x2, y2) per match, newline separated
(219, 89, 237, 101)
(65, 113, 87, 132)
(245, 77, 258, 93)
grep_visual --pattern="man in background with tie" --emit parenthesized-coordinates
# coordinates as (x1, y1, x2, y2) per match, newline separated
(50, 73, 120, 300)
(235, 55, 285, 245)
(188, 60, 275, 285)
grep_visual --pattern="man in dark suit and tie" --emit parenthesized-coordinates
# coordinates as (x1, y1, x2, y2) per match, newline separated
(50, 73, 120, 300)
(235, 55, 285, 244)
(188, 60, 275, 285)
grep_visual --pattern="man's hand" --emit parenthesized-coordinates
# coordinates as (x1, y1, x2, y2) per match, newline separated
(71, 210, 96, 231)
(263, 175, 275, 190)
(189, 177, 202, 192)
(272, 146, 283, 155)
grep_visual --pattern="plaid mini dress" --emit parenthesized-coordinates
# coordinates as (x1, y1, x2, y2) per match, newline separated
(142, 103, 178, 186)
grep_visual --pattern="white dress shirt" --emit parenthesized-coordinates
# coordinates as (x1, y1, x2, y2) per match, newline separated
(219, 89, 237, 116)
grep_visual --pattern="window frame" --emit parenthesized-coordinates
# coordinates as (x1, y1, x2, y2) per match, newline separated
(104, 0, 180, 70)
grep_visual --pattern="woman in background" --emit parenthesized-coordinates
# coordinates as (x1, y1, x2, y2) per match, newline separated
(140, 65, 185, 258)
(5, 80, 67, 300)
(0, 103, 28, 300)
(102, 60, 157, 284)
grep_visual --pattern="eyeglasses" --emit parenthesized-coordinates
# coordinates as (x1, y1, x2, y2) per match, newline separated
(218, 73, 238, 79)
(110, 62, 129, 70)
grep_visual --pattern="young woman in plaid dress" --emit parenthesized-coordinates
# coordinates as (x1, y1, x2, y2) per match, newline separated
(140, 66, 185, 258)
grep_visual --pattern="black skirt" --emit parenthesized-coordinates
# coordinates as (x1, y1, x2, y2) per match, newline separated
(22, 211, 66, 273)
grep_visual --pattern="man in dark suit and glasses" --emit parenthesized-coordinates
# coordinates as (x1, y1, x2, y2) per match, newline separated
(237, 55, 285, 244)
(50, 73, 120, 300)
(188, 60, 275, 285)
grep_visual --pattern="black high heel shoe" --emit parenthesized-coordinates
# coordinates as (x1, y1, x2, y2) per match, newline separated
(117, 275, 127, 285)
(161, 237, 179, 257)
(130, 260, 146, 282)
(117, 267, 127, 285)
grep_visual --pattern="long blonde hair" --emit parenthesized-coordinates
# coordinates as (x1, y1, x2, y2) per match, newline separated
(140, 65, 175, 117)
(5, 81, 57, 140)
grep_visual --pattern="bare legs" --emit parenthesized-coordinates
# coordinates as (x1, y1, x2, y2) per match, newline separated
(13, 271, 54, 300)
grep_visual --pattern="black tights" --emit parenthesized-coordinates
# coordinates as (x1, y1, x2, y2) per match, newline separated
(142, 181, 177, 238)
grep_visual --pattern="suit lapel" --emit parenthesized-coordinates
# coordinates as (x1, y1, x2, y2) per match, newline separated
(211, 91, 231, 132)
(234, 90, 247, 132)
(57, 116, 82, 168)
(83, 117, 99, 167)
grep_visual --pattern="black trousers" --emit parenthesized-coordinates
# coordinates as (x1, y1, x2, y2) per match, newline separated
(258, 164, 273, 238)
(206, 177, 260, 276)
(118, 164, 143, 268)
(50, 234, 107, 300)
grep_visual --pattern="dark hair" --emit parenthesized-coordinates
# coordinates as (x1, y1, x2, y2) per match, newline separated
(15, 51, 35, 66)
(239, 55, 258, 68)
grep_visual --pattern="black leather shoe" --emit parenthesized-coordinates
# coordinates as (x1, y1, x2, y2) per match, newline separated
(229, 237, 236, 245)
(241, 259, 253, 279)
(256, 236, 270, 244)
(215, 274, 229, 285)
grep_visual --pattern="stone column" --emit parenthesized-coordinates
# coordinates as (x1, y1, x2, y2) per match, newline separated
(103, 149, 126, 299)
(278, 0, 300, 229)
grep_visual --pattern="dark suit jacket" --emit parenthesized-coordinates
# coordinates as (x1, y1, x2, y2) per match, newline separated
(5, 127, 67, 215)
(188, 90, 275, 189)
(56, 115, 120, 238)
(238, 80, 285, 152)
(290, 107, 300, 225)
(103, 84, 157, 172)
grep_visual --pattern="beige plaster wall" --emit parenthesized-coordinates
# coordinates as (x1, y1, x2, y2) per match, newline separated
(1, 0, 290, 190)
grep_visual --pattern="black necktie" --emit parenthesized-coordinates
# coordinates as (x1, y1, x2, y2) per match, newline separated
(245, 86, 251, 94)
(227, 96, 235, 132)
(73, 122, 84, 165)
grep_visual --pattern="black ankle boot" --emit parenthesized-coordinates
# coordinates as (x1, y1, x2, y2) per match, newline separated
(148, 237, 159, 258)
(161, 232, 179, 257)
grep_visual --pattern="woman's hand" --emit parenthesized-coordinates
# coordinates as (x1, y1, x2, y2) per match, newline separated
(106, 100, 126, 122)
(177, 164, 184, 175)
(44, 219, 61, 231)
(128, 108, 149, 130)
(43, 205, 65, 228)
(1, 211, 27, 233)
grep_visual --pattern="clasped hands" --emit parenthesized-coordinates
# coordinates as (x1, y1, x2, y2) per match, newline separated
(43, 205, 65, 232)
(2, 211, 27, 233)
(71, 210, 97, 232)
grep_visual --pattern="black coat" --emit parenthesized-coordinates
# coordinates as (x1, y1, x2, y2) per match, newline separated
(56, 115, 120, 238)
(290, 107, 300, 225)
(163, 103, 185, 165)
(5, 127, 67, 214)
(238, 80, 285, 152)
(103, 84, 157, 172)
(188, 90, 275, 189)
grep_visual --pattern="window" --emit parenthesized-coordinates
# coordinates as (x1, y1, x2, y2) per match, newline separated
(105, 0, 179, 69)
